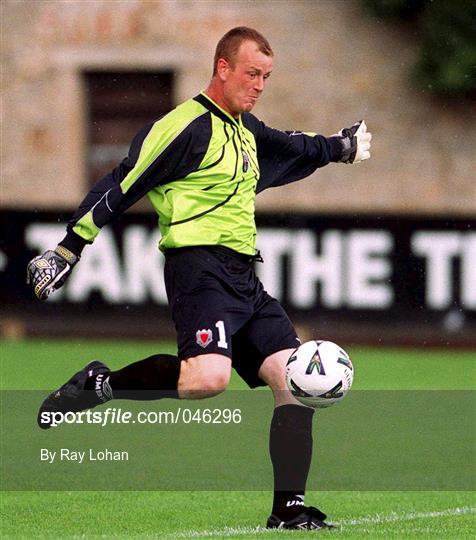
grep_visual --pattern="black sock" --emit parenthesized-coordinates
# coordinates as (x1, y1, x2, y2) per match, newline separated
(269, 404, 314, 520)
(86, 354, 181, 400)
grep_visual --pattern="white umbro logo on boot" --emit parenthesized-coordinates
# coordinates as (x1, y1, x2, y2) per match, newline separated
(286, 495, 305, 507)
(94, 373, 112, 402)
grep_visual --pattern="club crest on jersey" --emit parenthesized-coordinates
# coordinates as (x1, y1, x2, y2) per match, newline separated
(196, 329, 213, 348)
(242, 151, 250, 172)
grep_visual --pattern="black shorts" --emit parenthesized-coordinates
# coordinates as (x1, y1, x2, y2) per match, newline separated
(164, 246, 299, 388)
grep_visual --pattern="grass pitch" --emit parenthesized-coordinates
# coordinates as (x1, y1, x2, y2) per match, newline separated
(1, 339, 475, 538)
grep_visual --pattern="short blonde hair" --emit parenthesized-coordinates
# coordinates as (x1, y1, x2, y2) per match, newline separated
(213, 27, 273, 76)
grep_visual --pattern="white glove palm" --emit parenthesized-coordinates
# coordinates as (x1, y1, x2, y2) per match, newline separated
(336, 120, 372, 164)
(352, 120, 371, 163)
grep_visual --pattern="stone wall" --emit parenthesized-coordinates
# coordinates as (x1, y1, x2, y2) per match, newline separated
(2, 0, 475, 214)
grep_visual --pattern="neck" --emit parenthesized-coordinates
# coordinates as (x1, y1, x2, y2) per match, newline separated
(204, 79, 238, 118)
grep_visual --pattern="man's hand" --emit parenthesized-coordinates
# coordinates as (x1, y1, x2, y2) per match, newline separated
(336, 120, 372, 164)
(26, 245, 79, 301)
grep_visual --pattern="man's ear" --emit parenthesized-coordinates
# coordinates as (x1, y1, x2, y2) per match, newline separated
(216, 58, 230, 81)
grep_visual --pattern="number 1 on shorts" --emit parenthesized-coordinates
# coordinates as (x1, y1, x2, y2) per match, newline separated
(215, 320, 228, 349)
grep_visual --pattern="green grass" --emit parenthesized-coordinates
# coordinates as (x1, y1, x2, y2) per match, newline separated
(1, 491, 475, 538)
(2, 338, 475, 390)
(1, 339, 475, 538)
(3, 491, 475, 538)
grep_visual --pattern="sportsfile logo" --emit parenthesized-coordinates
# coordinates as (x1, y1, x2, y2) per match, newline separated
(38, 407, 243, 427)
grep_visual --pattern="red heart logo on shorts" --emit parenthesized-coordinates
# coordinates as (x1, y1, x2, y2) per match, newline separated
(196, 329, 213, 348)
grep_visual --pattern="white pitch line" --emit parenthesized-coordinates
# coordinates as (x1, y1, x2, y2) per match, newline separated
(169, 506, 476, 539)
(341, 506, 475, 526)
(170, 527, 285, 538)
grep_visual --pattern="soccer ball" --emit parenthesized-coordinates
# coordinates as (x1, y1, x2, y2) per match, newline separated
(285, 340, 354, 408)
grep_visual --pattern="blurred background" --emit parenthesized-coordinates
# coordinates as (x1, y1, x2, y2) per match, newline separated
(1, 0, 475, 346)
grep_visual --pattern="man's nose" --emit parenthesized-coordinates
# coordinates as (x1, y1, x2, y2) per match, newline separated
(254, 75, 265, 92)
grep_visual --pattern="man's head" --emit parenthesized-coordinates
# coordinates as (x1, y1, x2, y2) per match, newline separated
(207, 27, 274, 117)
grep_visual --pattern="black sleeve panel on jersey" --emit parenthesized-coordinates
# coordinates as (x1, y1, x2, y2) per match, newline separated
(67, 122, 155, 232)
(242, 114, 343, 194)
(62, 113, 212, 254)
(115, 113, 211, 216)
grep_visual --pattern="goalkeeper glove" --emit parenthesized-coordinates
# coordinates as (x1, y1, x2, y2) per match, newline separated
(335, 120, 372, 164)
(26, 245, 79, 301)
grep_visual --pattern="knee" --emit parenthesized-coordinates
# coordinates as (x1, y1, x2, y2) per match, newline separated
(259, 349, 303, 407)
(199, 370, 230, 396)
(178, 354, 231, 399)
(259, 350, 290, 391)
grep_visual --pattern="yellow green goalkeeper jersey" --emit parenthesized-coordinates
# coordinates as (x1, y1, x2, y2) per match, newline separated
(64, 92, 341, 256)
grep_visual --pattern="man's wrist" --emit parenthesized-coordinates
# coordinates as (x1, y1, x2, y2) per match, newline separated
(54, 245, 79, 265)
(326, 136, 347, 163)
(58, 231, 89, 259)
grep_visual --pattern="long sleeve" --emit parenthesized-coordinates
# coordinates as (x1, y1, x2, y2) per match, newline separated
(242, 114, 343, 193)
(60, 107, 211, 255)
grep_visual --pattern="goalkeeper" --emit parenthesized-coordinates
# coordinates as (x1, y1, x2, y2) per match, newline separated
(27, 27, 371, 530)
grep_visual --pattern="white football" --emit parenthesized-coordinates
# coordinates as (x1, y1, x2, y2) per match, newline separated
(285, 340, 354, 408)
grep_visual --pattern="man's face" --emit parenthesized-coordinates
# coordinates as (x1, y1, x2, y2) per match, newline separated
(219, 40, 273, 117)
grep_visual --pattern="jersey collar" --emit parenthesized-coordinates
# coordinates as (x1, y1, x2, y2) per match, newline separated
(194, 92, 240, 126)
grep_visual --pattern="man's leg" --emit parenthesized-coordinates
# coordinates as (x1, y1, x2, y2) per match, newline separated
(259, 349, 333, 530)
(96, 353, 231, 400)
(38, 353, 231, 428)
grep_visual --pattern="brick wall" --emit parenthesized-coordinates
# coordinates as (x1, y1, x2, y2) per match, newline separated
(2, 0, 475, 214)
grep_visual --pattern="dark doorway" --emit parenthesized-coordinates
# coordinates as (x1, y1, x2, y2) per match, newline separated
(83, 71, 175, 185)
